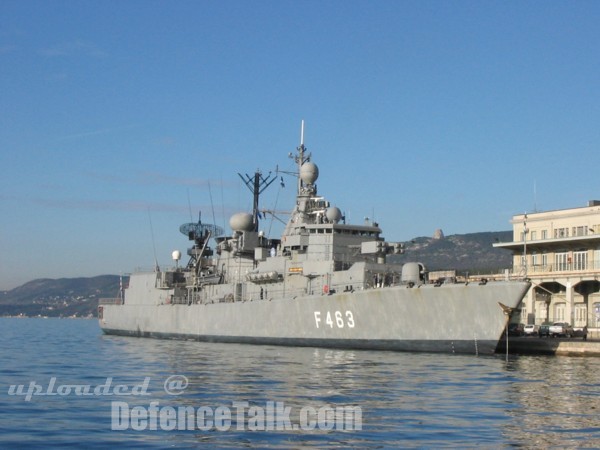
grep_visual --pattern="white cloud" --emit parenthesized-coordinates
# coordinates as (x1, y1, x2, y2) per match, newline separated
(39, 39, 108, 58)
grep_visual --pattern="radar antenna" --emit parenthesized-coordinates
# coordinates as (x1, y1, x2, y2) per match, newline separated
(179, 211, 224, 241)
(179, 211, 224, 273)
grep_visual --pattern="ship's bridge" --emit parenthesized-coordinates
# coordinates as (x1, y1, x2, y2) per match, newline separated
(281, 218, 397, 265)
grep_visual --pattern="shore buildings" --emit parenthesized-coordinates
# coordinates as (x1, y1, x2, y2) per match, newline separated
(494, 201, 600, 330)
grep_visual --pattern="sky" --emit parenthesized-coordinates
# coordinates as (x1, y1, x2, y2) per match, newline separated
(2, 0, 600, 290)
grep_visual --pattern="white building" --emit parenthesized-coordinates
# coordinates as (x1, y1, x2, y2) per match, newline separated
(494, 200, 600, 330)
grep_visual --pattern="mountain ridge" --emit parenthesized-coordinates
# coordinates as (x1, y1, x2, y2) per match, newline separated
(0, 274, 125, 318)
(390, 230, 513, 274)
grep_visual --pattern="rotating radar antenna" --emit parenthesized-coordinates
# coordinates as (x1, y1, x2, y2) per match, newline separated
(180, 211, 224, 273)
(179, 211, 224, 243)
(179, 222, 224, 240)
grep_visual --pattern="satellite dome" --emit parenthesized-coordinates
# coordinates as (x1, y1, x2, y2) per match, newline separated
(325, 206, 342, 224)
(300, 162, 319, 185)
(229, 212, 254, 232)
(172, 250, 182, 262)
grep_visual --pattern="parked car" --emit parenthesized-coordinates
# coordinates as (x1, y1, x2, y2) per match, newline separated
(572, 327, 586, 338)
(538, 324, 551, 338)
(524, 324, 539, 336)
(549, 322, 574, 338)
(507, 323, 525, 336)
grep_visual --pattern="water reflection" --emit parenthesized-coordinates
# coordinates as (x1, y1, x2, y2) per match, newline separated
(503, 356, 600, 447)
(2, 319, 599, 448)
(100, 332, 600, 448)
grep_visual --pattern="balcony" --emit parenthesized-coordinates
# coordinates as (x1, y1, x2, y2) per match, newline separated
(510, 261, 600, 277)
(494, 234, 600, 252)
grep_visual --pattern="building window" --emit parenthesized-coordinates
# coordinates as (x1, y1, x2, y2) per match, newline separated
(555, 252, 569, 271)
(554, 228, 569, 238)
(554, 302, 566, 322)
(530, 231, 537, 240)
(541, 253, 548, 268)
(574, 304, 587, 327)
(542, 230, 548, 239)
(572, 226, 588, 237)
(573, 251, 587, 270)
(531, 252, 538, 269)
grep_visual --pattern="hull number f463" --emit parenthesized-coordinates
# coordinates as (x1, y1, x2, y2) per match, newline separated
(314, 311, 355, 329)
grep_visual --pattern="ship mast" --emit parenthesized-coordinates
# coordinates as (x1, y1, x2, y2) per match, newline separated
(294, 119, 311, 195)
(238, 170, 277, 232)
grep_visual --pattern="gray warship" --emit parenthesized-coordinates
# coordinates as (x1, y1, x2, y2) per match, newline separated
(99, 126, 530, 354)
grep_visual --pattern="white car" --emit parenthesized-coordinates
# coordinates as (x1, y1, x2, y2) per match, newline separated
(524, 324, 539, 336)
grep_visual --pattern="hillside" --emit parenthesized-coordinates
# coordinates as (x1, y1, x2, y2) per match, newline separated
(0, 275, 124, 318)
(389, 230, 513, 274)
(1, 231, 515, 317)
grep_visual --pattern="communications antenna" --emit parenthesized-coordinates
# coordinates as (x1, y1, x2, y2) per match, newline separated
(238, 170, 277, 231)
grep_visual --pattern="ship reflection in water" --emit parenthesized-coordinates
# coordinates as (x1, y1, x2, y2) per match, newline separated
(2, 318, 599, 448)
(104, 331, 600, 448)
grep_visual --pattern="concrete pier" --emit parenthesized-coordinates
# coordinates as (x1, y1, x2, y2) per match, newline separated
(496, 337, 600, 356)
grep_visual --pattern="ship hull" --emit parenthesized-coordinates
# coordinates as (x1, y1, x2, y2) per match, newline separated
(99, 278, 530, 355)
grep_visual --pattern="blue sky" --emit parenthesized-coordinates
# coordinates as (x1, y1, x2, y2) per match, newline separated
(2, 1, 600, 290)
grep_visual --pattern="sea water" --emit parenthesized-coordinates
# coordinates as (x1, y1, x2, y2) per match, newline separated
(1, 317, 599, 448)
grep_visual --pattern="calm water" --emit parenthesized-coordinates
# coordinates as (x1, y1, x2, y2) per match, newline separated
(1, 318, 599, 448)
